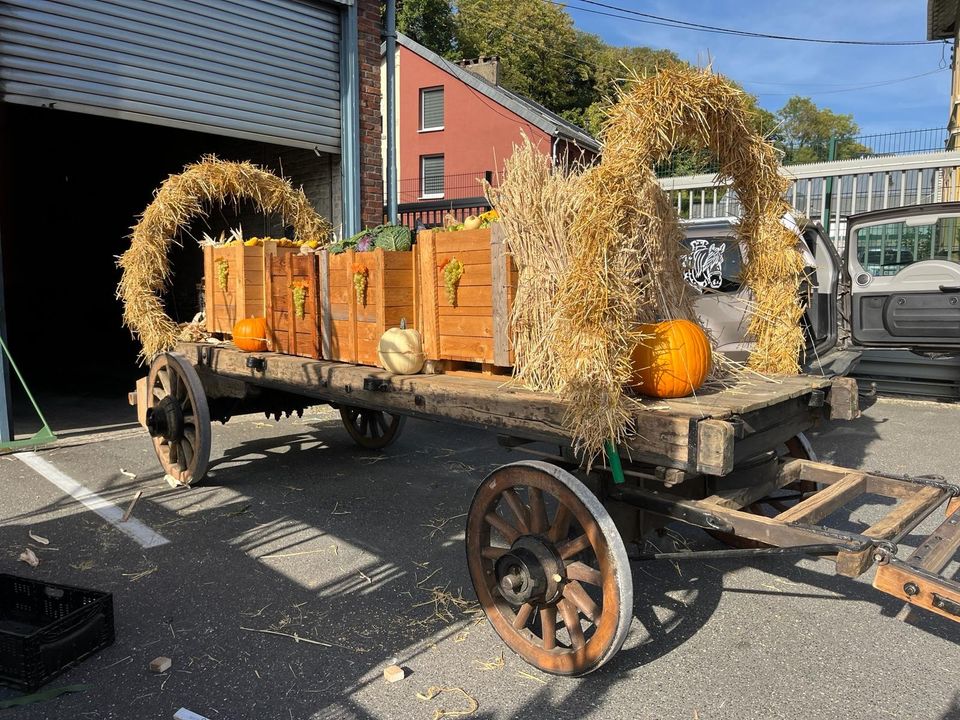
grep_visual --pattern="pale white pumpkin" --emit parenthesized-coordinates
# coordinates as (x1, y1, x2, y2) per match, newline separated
(377, 319, 425, 374)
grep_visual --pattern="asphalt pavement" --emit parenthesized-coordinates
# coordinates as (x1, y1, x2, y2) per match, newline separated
(1, 396, 958, 720)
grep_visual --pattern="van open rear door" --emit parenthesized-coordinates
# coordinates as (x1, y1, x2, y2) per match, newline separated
(846, 203, 960, 352)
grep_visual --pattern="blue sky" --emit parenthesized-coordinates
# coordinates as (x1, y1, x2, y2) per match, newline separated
(564, 0, 951, 136)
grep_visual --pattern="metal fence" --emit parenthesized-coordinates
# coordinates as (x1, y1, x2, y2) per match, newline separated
(659, 150, 960, 254)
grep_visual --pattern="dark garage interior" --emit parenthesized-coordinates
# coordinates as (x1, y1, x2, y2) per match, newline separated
(0, 104, 339, 436)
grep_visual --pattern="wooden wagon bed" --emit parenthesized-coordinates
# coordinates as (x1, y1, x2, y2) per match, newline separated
(165, 341, 857, 478)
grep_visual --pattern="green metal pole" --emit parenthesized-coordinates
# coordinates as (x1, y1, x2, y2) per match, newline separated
(604, 440, 626, 485)
(822, 136, 838, 238)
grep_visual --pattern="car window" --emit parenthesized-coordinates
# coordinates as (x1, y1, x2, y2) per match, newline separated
(681, 236, 742, 292)
(855, 217, 960, 277)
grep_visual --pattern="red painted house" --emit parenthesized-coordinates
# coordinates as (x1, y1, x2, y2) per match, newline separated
(382, 33, 599, 222)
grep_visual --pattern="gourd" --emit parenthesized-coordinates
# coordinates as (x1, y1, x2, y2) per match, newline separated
(232, 317, 269, 352)
(377, 319, 425, 375)
(462, 215, 482, 231)
(629, 319, 711, 398)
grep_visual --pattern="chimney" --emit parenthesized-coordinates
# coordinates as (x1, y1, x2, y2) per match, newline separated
(455, 56, 500, 86)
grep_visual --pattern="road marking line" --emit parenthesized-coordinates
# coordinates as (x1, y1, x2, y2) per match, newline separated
(16, 451, 169, 549)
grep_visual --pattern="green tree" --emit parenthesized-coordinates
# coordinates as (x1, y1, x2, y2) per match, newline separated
(397, 0, 457, 57)
(455, 0, 590, 114)
(777, 96, 871, 163)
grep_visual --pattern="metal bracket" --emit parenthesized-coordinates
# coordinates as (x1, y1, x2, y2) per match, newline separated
(933, 593, 960, 617)
(807, 389, 825, 408)
(245, 356, 266, 372)
(363, 377, 391, 392)
(631, 543, 847, 563)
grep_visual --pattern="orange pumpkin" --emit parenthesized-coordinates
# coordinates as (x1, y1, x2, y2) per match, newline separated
(232, 317, 268, 352)
(629, 319, 711, 398)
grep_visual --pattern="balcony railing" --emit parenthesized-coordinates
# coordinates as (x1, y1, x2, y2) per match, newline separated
(396, 170, 499, 204)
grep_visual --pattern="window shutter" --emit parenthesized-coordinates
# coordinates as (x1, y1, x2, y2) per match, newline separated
(422, 155, 445, 196)
(421, 88, 444, 130)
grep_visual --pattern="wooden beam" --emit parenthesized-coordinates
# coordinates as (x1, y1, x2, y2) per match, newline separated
(827, 376, 860, 421)
(774, 472, 865, 525)
(319, 250, 332, 360)
(874, 561, 960, 624)
(490, 223, 511, 368)
(836, 486, 947, 577)
(697, 419, 734, 476)
(179, 343, 718, 472)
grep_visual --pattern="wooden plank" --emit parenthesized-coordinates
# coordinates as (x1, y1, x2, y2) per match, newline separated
(439, 315, 494, 338)
(319, 250, 331, 360)
(874, 561, 960, 624)
(434, 232, 493, 254)
(178, 342, 712, 473)
(437, 264, 492, 287)
(836, 486, 947, 577)
(904, 507, 960, 574)
(491, 222, 511, 367)
(435, 249, 491, 266)
(439, 335, 492, 363)
(774, 472, 866, 524)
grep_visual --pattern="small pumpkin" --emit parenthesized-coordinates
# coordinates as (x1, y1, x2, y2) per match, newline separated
(462, 215, 482, 231)
(232, 317, 269, 352)
(378, 319, 425, 375)
(629, 319, 711, 398)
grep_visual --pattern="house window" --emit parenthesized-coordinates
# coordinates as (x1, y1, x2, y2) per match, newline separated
(421, 155, 444, 198)
(420, 87, 444, 131)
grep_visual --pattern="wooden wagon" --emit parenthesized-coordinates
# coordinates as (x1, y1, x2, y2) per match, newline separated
(131, 344, 960, 676)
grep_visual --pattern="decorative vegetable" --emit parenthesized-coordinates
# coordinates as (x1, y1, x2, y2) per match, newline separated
(377, 318, 425, 375)
(629, 319, 711, 398)
(232, 317, 269, 352)
(352, 262, 369, 306)
(330, 224, 412, 254)
(215, 259, 229, 290)
(462, 215, 482, 231)
(441, 258, 464, 306)
(290, 281, 308, 320)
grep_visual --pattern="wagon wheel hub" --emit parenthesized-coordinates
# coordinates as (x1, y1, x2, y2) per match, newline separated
(146, 395, 184, 442)
(495, 535, 565, 606)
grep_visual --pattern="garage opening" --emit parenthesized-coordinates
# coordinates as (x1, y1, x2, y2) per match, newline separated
(0, 104, 340, 436)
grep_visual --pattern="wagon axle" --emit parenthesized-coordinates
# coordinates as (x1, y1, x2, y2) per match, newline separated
(494, 535, 565, 606)
(146, 395, 184, 443)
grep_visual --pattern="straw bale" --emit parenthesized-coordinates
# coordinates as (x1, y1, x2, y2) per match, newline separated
(117, 156, 331, 360)
(495, 67, 803, 462)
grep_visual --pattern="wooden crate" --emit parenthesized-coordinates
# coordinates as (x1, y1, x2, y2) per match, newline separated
(203, 242, 295, 334)
(320, 248, 417, 366)
(265, 252, 321, 359)
(417, 224, 516, 366)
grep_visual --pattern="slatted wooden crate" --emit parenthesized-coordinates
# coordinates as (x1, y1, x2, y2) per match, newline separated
(417, 224, 516, 367)
(265, 252, 321, 359)
(320, 248, 417, 366)
(203, 241, 295, 334)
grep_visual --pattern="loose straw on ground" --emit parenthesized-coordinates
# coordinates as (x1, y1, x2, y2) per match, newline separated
(117, 156, 331, 361)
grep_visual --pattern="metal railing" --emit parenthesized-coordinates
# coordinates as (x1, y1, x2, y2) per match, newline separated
(656, 128, 950, 176)
(659, 150, 960, 253)
(396, 170, 498, 204)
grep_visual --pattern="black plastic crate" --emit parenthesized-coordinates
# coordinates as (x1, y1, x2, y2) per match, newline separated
(0, 574, 114, 692)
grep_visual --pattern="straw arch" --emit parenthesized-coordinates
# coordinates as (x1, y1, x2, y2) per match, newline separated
(554, 66, 804, 458)
(117, 156, 332, 360)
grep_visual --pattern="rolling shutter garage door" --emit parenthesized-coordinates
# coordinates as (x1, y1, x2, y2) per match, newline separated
(0, 0, 342, 153)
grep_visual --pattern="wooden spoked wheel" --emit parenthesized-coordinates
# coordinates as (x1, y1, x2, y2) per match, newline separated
(339, 407, 406, 450)
(709, 433, 818, 549)
(146, 353, 211, 485)
(466, 461, 633, 676)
